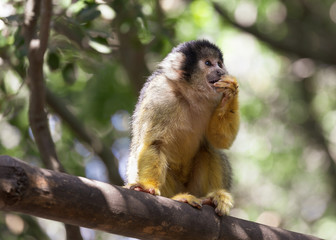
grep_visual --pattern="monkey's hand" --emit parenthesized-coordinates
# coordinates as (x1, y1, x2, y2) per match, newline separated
(172, 193, 203, 209)
(202, 189, 234, 216)
(214, 75, 238, 107)
(125, 183, 161, 196)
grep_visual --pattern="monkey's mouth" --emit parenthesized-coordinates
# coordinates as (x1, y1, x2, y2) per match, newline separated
(208, 78, 220, 85)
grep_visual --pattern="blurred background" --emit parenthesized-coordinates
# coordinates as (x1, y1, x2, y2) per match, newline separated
(0, 0, 336, 239)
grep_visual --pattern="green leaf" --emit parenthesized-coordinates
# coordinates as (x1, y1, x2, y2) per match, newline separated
(77, 6, 101, 23)
(62, 63, 76, 85)
(47, 52, 60, 71)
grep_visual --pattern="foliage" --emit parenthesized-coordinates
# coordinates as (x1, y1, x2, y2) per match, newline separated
(0, 0, 336, 239)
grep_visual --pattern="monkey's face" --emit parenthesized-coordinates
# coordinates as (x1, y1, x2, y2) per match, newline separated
(191, 55, 228, 94)
(164, 40, 228, 94)
(200, 58, 227, 88)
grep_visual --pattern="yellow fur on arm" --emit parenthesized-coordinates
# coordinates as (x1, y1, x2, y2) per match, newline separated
(136, 142, 168, 195)
(206, 95, 240, 149)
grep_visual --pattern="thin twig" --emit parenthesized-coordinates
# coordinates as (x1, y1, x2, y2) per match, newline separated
(24, 0, 63, 171)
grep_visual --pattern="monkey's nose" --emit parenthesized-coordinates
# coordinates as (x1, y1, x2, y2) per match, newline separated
(216, 70, 225, 77)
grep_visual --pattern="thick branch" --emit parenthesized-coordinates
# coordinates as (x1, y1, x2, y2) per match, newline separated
(0, 155, 321, 240)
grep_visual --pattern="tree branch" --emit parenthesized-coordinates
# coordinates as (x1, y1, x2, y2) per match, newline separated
(0, 46, 123, 186)
(23, 0, 40, 44)
(213, 3, 336, 65)
(111, 0, 150, 93)
(299, 78, 336, 197)
(24, 0, 63, 172)
(45, 88, 123, 185)
(0, 155, 322, 240)
(23, 1, 83, 239)
(38, 0, 52, 56)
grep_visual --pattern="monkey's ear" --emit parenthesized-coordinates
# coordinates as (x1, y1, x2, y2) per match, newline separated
(159, 52, 185, 81)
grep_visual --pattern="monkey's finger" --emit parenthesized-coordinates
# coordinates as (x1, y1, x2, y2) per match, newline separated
(131, 186, 153, 194)
(174, 196, 202, 209)
(147, 188, 156, 195)
(215, 208, 225, 216)
(221, 94, 229, 103)
(203, 197, 230, 216)
(214, 81, 238, 91)
(214, 87, 227, 93)
(220, 75, 238, 84)
(178, 198, 188, 203)
(179, 200, 201, 209)
(214, 75, 238, 87)
(202, 198, 215, 207)
(132, 186, 145, 192)
(190, 201, 202, 209)
(215, 202, 232, 216)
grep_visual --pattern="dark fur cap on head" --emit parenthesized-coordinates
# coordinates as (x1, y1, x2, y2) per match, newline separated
(173, 39, 224, 80)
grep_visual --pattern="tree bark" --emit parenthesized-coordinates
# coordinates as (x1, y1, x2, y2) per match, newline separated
(23, 1, 84, 238)
(0, 155, 322, 240)
(24, 0, 64, 172)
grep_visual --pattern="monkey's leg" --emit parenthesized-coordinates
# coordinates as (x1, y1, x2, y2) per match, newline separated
(187, 145, 233, 216)
(207, 76, 240, 149)
(127, 142, 167, 196)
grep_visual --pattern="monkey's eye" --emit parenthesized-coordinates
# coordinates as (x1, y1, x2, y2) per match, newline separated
(218, 62, 223, 68)
(205, 60, 212, 66)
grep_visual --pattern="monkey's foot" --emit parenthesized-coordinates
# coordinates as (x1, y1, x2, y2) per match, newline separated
(125, 183, 160, 195)
(204, 189, 234, 216)
(172, 193, 202, 209)
(214, 75, 238, 98)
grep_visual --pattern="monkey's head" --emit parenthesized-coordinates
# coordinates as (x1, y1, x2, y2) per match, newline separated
(159, 39, 227, 92)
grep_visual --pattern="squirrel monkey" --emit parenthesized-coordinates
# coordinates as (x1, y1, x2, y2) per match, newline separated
(126, 40, 239, 216)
